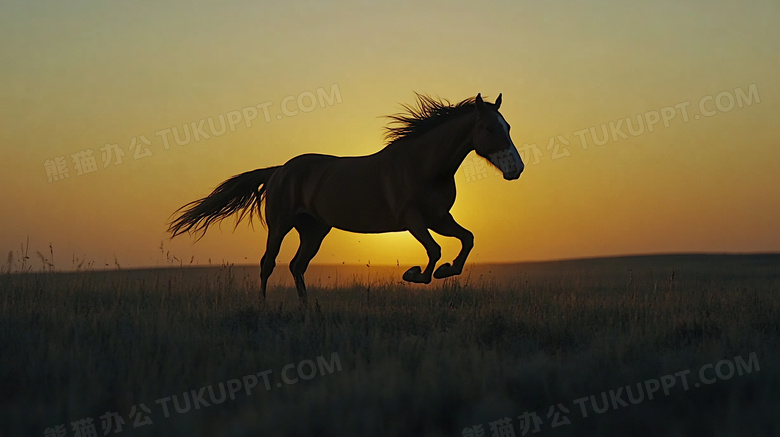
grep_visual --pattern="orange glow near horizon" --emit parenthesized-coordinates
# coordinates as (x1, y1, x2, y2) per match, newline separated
(1, 1, 778, 270)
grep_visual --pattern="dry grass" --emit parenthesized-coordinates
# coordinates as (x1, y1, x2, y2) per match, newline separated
(1, 254, 778, 436)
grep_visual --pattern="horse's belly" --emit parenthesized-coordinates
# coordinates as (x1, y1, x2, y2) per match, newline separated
(314, 191, 403, 233)
(307, 173, 404, 233)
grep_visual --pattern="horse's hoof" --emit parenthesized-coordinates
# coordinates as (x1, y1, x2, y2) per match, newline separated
(434, 262, 462, 279)
(402, 266, 430, 283)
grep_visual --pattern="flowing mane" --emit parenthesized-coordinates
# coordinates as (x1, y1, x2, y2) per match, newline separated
(383, 94, 487, 144)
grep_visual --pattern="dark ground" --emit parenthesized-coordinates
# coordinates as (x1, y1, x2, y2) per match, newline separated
(1, 254, 778, 436)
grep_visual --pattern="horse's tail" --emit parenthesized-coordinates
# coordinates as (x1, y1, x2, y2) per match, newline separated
(168, 166, 282, 240)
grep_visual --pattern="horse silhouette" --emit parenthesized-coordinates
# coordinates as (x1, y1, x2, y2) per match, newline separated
(168, 93, 524, 305)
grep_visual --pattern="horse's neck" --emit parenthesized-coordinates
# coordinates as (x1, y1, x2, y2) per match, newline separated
(405, 113, 475, 179)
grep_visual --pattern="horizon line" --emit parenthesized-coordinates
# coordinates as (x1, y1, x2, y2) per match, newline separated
(11, 250, 778, 274)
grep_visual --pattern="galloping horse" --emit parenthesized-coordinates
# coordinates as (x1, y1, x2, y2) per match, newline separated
(168, 93, 524, 305)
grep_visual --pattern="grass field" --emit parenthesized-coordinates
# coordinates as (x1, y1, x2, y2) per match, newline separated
(2, 254, 778, 436)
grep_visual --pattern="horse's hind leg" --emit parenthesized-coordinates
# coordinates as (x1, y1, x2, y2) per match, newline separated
(289, 215, 331, 306)
(260, 222, 292, 302)
(430, 213, 474, 279)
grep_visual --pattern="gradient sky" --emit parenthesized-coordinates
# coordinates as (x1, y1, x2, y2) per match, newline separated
(1, 0, 778, 270)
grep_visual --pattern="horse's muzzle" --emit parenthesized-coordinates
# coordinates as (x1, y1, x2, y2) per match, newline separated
(503, 165, 524, 180)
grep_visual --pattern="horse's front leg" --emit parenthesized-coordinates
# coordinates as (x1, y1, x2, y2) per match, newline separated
(401, 212, 441, 284)
(430, 213, 474, 279)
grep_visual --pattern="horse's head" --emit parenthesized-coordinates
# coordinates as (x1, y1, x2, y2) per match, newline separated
(472, 93, 524, 180)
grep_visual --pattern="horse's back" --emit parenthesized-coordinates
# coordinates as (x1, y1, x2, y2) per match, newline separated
(283, 153, 341, 167)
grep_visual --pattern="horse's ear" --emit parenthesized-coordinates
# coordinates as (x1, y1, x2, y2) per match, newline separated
(495, 93, 502, 109)
(475, 93, 486, 115)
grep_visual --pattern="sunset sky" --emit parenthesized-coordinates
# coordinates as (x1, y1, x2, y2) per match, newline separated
(2, 0, 778, 270)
